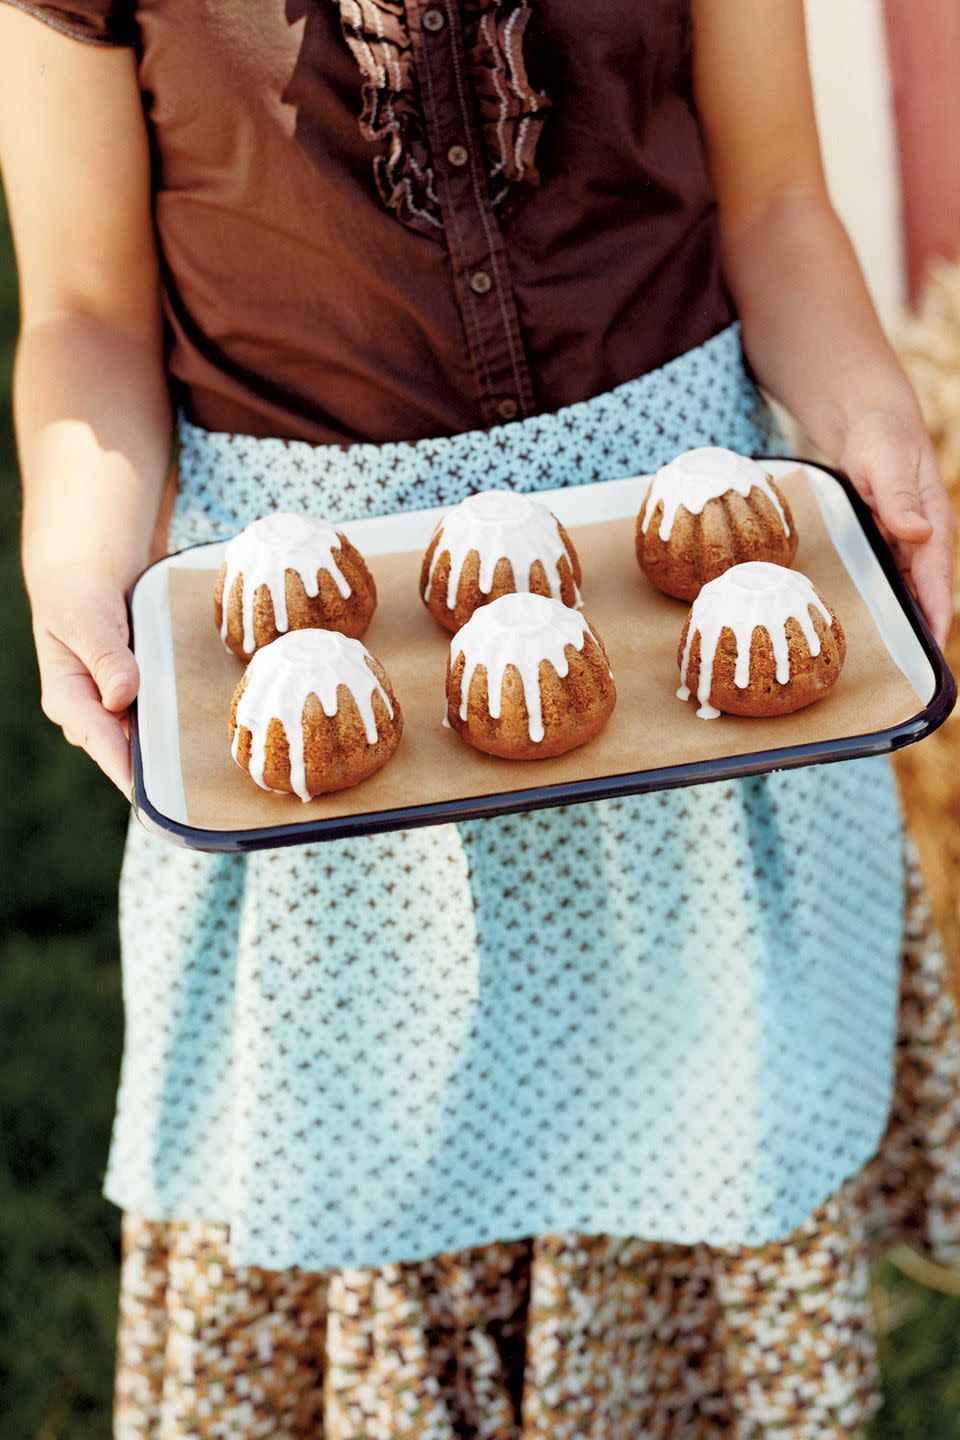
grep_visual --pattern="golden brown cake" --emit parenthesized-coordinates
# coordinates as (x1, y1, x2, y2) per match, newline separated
(215, 513, 377, 659)
(676, 562, 845, 719)
(445, 593, 616, 759)
(422, 489, 581, 632)
(229, 629, 402, 798)
(637, 447, 798, 600)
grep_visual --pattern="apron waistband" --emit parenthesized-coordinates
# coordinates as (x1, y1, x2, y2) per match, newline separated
(171, 323, 783, 548)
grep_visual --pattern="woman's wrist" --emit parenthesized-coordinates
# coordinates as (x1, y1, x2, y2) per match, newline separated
(20, 440, 168, 599)
(22, 537, 148, 605)
(804, 358, 923, 465)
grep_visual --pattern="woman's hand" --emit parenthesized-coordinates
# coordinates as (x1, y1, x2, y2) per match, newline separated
(837, 407, 956, 648)
(29, 568, 140, 795)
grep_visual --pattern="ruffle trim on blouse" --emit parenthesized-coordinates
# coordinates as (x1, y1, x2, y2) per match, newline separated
(466, 1, 550, 198)
(335, 0, 550, 237)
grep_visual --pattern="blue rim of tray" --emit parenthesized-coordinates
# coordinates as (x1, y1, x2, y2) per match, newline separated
(128, 458, 957, 852)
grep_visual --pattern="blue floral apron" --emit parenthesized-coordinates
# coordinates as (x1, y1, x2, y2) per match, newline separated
(105, 325, 904, 1270)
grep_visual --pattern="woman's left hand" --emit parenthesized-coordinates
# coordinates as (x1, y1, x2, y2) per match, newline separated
(838, 407, 956, 648)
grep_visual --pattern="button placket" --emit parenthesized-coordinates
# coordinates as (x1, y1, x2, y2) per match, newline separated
(412, 0, 535, 429)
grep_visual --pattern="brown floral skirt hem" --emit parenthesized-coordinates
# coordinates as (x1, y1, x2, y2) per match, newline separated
(114, 844, 960, 1439)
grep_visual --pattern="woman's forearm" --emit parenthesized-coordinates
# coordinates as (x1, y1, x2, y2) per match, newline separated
(721, 189, 955, 644)
(721, 191, 918, 458)
(18, 310, 173, 594)
(694, 1, 954, 645)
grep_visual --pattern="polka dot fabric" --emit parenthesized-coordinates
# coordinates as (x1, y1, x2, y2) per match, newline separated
(106, 324, 906, 1270)
(113, 847, 960, 1438)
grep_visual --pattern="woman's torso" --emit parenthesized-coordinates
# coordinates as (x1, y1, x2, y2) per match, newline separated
(78, 0, 912, 1272)
(126, 0, 732, 444)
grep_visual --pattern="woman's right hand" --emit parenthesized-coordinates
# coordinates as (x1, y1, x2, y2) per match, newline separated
(30, 569, 141, 795)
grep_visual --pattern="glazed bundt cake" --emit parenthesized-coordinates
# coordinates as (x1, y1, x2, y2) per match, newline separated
(216, 513, 377, 659)
(229, 629, 402, 798)
(676, 561, 845, 719)
(637, 447, 798, 600)
(445, 592, 616, 759)
(422, 490, 582, 632)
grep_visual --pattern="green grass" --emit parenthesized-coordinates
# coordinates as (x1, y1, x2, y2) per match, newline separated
(0, 191, 958, 1439)
(872, 1256, 960, 1439)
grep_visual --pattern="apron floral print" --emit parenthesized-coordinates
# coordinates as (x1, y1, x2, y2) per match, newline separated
(113, 848, 960, 1439)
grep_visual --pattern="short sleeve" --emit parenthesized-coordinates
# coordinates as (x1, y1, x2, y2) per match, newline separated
(0, 0, 137, 46)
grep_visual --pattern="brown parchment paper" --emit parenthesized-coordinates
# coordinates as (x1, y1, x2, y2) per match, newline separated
(166, 471, 922, 834)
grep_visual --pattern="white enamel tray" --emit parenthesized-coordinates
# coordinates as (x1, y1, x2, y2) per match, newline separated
(129, 459, 955, 851)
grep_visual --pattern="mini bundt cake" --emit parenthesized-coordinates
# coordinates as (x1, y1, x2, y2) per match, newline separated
(445, 592, 616, 759)
(422, 490, 582, 632)
(216, 512, 377, 659)
(637, 447, 798, 600)
(676, 562, 845, 720)
(229, 629, 402, 798)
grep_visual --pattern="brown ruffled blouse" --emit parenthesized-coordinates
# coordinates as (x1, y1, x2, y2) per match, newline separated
(8, 0, 734, 445)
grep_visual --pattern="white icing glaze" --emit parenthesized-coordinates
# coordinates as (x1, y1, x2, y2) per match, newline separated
(449, 592, 597, 744)
(641, 446, 790, 543)
(677, 561, 832, 720)
(424, 489, 581, 611)
(220, 512, 353, 655)
(232, 629, 393, 801)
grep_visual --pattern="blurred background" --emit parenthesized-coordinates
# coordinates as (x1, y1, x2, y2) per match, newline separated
(1, 1, 959, 1436)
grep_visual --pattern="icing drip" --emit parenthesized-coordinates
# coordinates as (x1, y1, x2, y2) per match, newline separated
(220, 513, 353, 655)
(678, 562, 832, 720)
(450, 592, 594, 743)
(641, 447, 790, 543)
(232, 629, 393, 801)
(424, 490, 581, 610)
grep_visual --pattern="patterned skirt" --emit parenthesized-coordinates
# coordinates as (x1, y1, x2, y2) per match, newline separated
(113, 845, 960, 1440)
